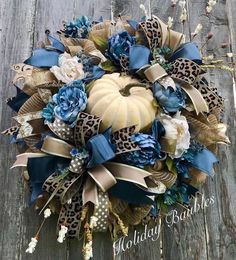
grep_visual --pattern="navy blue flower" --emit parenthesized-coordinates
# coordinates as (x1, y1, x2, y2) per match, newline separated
(106, 31, 135, 65)
(53, 80, 87, 124)
(152, 82, 186, 113)
(120, 133, 162, 168)
(164, 181, 198, 205)
(42, 102, 55, 123)
(63, 16, 92, 38)
(174, 140, 204, 178)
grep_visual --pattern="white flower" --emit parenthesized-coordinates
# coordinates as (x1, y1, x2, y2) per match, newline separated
(193, 24, 203, 35)
(180, 8, 187, 22)
(203, 54, 214, 61)
(139, 4, 148, 17)
(83, 241, 93, 260)
(167, 17, 174, 28)
(171, 0, 178, 5)
(44, 208, 51, 218)
(89, 216, 98, 229)
(206, 6, 213, 13)
(179, 0, 186, 8)
(160, 112, 190, 158)
(50, 53, 85, 84)
(57, 225, 68, 243)
(25, 237, 38, 254)
(67, 198, 72, 204)
(226, 53, 234, 58)
(206, 0, 217, 13)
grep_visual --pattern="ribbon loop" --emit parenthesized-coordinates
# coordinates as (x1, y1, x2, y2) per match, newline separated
(41, 136, 74, 158)
(88, 165, 117, 192)
(144, 63, 167, 83)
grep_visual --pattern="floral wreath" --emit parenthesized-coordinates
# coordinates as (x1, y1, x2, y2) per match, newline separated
(2, 3, 230, 259)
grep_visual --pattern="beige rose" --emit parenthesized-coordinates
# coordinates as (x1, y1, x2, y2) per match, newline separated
(160, 112, 190, 158)
(50, 53, 85, 84)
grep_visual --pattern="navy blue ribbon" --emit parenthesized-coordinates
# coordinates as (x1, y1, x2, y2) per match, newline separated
(83, 66, 105, 84)
(108, 180, 158, 205)
(7, 85, 30, 112)
(169, 42, 202, 65)
(24, 35, 65, 68)
(47, 35, 65, 53)
(191, 148, 218, 176)
(24, 49, 61, 68)
(129, 45, 150, 71)
(86, 128, 116, 169)
(27, 156, 70, 203)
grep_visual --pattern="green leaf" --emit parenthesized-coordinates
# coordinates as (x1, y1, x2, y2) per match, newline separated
(90, 35, 108, 52)
(101, 60, 117, 72)
(166, 156, 177, 175)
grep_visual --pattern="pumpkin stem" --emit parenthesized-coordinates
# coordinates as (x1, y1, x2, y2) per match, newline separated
(119, 83, 149, 96)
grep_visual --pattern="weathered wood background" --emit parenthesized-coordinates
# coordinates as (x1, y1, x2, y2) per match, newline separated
(0, 0, 236, 259)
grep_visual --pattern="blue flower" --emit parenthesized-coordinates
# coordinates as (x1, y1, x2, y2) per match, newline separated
(152, 82, 186, 113)
(106, 31, 135, 65)
(53, 80, 87, 124)
(174, 140, 204, 178)
(42, 102, 55, 123)
(70, 148, 89, 160)
(164, 182, 198, 205)
(120, 133, 162, 168)
(63, 16, 92, 38)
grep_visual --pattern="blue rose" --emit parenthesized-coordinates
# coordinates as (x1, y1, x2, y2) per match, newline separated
(63, 16, 92, 38)
(106, 31, 135, 65)
(120, 133, 162, 168)
(53, 80, 87, 124)
(152, 82, 186, 113)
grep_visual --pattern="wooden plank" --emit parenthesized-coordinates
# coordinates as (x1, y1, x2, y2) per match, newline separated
(0, 0, 37, 260)
(204, 0, 236, 259)
(162, 0, 236, 259)
(162, 1, 208, 259)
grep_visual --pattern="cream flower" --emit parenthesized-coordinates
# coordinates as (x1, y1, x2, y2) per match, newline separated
(57, 225, 68, 243)
(25, 237, 38, 254)
(50, 53, 85, 84)
(226, 53, 234, 58)
(44, 208, 51, 218)
(83, 241, 93, 260)
(160, 112, 190, 158)
(167, 17, 174, 28)
(180, 8, 187, 23)
(89, 216, 98, 229)
(193, 24, 203, 35)
(206, 0, 217, 13)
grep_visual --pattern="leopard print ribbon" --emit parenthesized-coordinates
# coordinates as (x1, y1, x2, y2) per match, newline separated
(42, 171, 83, 204)
(138, 15, 184, 52)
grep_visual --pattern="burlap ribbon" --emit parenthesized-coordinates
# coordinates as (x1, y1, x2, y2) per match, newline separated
(13, 111, 44, 139)
(12, 63, 57, 94)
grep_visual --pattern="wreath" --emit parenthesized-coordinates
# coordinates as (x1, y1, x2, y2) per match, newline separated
(2, 9, 230, 259)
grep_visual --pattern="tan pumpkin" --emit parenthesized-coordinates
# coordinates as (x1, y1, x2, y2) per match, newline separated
(86, 73, 157, 132)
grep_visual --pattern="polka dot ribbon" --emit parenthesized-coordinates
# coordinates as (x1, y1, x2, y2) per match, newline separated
(93, 189, 109, 232)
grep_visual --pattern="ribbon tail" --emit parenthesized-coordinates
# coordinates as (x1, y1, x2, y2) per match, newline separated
(11, 152, 47, 168)
(181, 84, 209, 114)
(82, 177, 98, 205)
